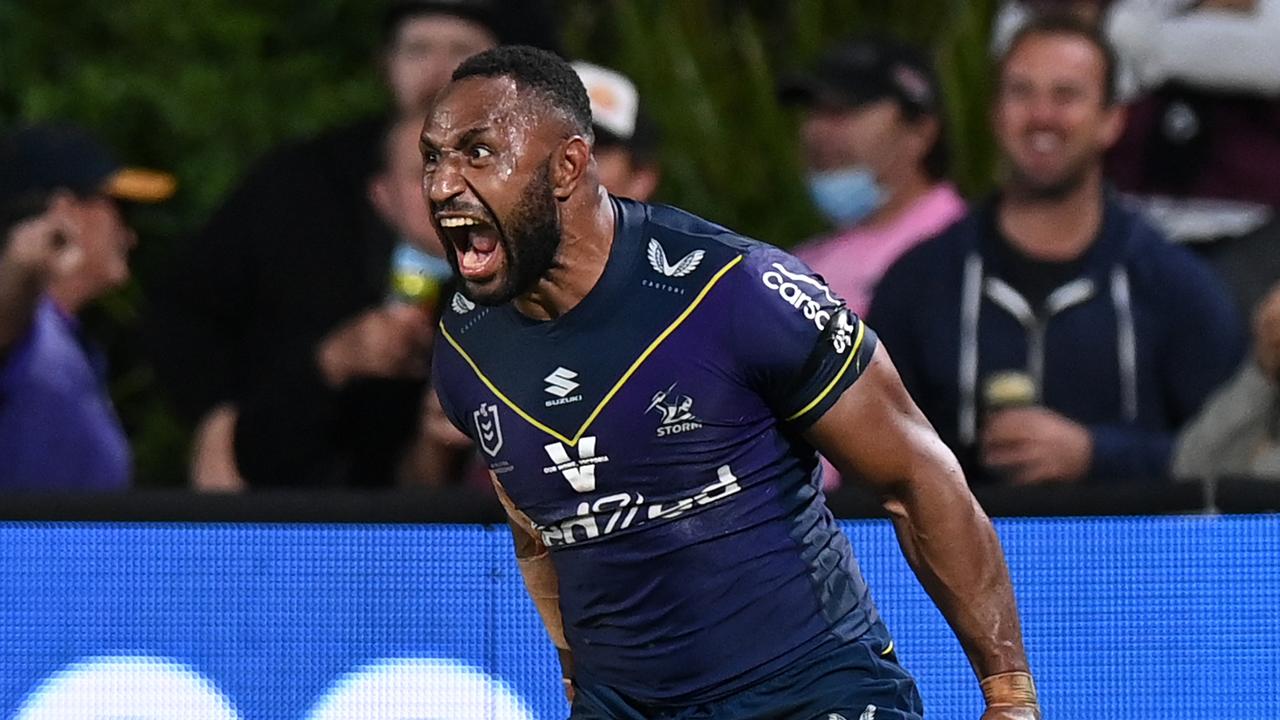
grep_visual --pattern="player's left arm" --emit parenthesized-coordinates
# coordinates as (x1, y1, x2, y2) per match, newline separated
(804, 344, 1041, 720)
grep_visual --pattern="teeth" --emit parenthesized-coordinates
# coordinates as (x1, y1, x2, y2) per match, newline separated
(1030, 132, 1060, 153)
(439, 217, 482, 228)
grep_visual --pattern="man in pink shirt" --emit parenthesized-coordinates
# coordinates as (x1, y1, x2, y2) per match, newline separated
(781, 37, 966, 318)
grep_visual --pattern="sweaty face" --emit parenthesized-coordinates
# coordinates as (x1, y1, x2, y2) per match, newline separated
(385, 14, 498, 116)
(994, 33, 1121, 199)
(423, 77, 566, 306)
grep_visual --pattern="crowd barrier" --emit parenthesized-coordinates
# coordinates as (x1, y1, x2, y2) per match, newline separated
(0, 484, 1276, 719)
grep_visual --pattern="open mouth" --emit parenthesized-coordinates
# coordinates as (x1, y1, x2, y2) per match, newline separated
(437, 215, 503, 281)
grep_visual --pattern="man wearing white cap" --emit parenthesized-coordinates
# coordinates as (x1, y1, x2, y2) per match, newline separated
(572, 61, 661, 202)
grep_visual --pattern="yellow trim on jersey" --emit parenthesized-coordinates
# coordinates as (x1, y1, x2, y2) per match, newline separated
(440, 324, 569, 443)
(439, 254, 744, 447)
(881, 640, 895, 656)
(784, 317, 866, 422)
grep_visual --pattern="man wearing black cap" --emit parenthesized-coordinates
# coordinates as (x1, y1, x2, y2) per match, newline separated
(779, 38, 966, 492)
(780, 37, 964, 320)
(151, 1, 559, 491)
(0, 124, 175, 490)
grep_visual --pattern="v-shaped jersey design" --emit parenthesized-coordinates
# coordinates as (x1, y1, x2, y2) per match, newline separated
(432, 197, 882, 705)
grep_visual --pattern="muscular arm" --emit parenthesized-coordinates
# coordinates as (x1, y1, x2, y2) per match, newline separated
(491, 476, 574, 694)
(805, 345, 1039, 718)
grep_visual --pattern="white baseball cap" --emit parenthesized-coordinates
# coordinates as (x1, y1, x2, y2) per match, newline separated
(572, 61, 640, 142)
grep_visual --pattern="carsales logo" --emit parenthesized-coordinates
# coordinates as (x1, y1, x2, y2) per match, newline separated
(762, 262, 837, 330)
(13, 655, 537, 720)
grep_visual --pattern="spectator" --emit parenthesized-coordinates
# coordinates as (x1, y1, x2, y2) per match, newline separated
(0, 124, 175, 490)
(996, 0, 1280, 315)
(780, 37, 966, 317)
(1174, 281, 1280, 480)
(372, 115, 464, 488)
(572, 61, 662, 202)
(153, 1, 558, 490)
(1105, 0, 1280, 317)
(869, 13, 1245, 485)
(373, 115, 454, 311)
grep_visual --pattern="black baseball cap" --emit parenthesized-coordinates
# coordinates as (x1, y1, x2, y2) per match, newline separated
(382, 0, 561, 53)
(779, 37, 939, 115)
(0, 123, 176, 210)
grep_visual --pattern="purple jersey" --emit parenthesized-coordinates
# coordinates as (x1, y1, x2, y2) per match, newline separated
(432, 198, 881, 703)
(0, 298, 130, 490)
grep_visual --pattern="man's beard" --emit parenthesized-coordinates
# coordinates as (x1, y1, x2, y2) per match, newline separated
(1005, 155, 1095, 202)
(455, 158, 563, 306)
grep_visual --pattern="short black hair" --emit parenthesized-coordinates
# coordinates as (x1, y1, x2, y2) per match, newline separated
(999, 11, 1119, 106)
(451, 45, 594, 139)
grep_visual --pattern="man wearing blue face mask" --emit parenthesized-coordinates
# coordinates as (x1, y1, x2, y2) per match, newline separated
(781, 37, 965, 319)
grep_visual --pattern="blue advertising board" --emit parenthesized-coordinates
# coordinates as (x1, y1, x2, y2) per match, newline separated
(0, 516, 1275, 719)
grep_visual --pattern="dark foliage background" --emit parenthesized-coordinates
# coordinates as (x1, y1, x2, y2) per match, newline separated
(0, 0, 999, 485)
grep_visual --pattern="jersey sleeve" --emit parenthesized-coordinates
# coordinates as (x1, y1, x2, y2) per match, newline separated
(731, 246, 878, 429)
(430, 329, 477, 441)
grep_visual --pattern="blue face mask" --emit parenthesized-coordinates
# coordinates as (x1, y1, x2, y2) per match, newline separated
(806, 166, 888, 228)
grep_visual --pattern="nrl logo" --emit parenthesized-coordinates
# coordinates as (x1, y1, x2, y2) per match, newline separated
(473, 403, 503, 457)
(647, 239, 704, 278)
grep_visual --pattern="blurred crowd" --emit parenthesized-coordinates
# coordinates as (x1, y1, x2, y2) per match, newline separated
(2, 0, 1278, 495)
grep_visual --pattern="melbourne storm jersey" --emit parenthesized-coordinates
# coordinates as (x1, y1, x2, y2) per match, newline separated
(433, 197, 883, 704)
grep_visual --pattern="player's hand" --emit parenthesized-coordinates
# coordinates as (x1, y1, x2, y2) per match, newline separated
(558, 647, 575, 705)
(980, 407, 1092, 484)
(317, 304, 432, 387)
(1252, 283, 1280, 382)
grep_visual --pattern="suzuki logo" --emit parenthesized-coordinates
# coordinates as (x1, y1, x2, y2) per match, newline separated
(544, 367, 580, 397)
(543, 437, 609, 493)
(472, 403, 503, 457)
(647, 238, 704, 278)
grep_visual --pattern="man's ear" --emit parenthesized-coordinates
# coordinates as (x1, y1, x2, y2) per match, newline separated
(552, 136, 592, 200)
(1098, 103, 1128, 151)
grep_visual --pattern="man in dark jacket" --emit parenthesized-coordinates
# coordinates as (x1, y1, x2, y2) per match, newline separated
(869, 13, 1245, 485)
(150, 0, 558, 489)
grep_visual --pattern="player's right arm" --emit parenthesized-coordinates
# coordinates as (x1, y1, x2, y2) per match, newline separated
(804, 345, 1040, 720)
(490, 476, 575, 702)
(431, 321, 574, 701)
